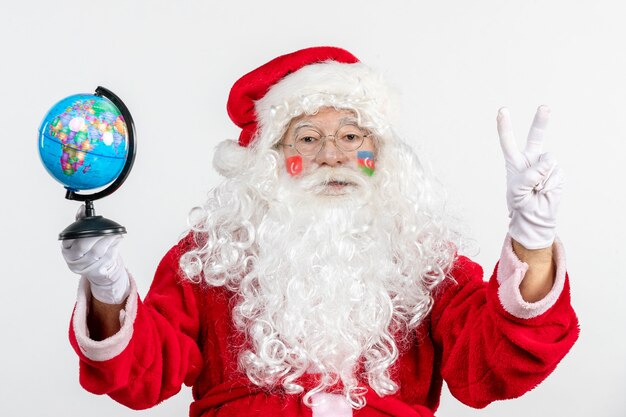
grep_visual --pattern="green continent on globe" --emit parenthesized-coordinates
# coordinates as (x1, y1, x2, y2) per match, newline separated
(48, 99, 127, 177)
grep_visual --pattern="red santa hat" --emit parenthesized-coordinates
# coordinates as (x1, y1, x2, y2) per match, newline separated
(214, 46, 394, 177)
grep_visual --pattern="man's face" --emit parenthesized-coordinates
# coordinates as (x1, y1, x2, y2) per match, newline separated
(280, 107, 377, 195)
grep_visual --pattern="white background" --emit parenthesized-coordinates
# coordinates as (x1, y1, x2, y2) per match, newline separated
(1, 1, 624, 416)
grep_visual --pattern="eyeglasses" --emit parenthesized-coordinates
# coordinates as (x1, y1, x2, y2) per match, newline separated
(280, 125, 372, 157)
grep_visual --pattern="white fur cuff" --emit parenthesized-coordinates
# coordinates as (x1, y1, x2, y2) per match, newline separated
(496, 234, 566, 319)
(72, 274, 138, 361)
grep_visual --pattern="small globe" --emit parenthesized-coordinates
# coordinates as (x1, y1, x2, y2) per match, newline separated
(39, 94, 129, 192)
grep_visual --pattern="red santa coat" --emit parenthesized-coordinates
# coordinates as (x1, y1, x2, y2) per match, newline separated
(69, 235, 579, 417)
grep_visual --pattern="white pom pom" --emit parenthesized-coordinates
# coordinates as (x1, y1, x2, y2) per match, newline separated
(213, 139, 250, 178)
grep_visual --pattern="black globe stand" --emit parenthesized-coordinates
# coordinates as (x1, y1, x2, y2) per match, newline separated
(59, 200, 127, 240)
(58, 86, 136, 241)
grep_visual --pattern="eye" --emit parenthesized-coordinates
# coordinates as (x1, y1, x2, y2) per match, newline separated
(297, 136, 319, 144)
(343, 133, 360, 142)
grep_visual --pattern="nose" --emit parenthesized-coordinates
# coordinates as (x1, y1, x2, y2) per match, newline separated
(314, 138, 348, 167)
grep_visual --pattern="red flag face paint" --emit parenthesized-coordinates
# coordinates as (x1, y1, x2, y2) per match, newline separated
(357, 151, 375, 176)
(286, 155, 303, 176)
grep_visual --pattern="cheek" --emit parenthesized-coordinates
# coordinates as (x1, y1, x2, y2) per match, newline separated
(285, 155, 303, 176)
(357, 150, 376, 176)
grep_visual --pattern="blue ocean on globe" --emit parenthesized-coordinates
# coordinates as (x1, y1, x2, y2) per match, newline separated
(39, 94, 128, 192)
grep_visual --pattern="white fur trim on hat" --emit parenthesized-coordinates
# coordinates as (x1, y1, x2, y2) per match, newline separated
(252, 61, 397, 151)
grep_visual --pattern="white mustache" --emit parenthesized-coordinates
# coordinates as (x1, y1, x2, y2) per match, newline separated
(298, 166, 367, 191)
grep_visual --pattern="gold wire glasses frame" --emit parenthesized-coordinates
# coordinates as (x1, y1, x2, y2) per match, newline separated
(279, 126, 373, 157)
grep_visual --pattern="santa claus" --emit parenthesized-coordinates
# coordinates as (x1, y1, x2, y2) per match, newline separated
(62, 47, 578, 417)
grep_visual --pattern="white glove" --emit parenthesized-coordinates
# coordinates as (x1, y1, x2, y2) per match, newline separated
(497, 105, 564, 250)
(61, 208, 130, 304)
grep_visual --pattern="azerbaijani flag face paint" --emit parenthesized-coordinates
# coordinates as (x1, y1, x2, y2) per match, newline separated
(357, 151, 375, 176)
(286, 155, 303, 176)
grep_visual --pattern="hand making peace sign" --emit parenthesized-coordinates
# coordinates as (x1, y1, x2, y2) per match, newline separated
(497, 105, 564, 250)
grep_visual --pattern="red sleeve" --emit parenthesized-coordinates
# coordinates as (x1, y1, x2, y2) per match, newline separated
(69, 242, 204, 410)
(429, 255, 579, 409)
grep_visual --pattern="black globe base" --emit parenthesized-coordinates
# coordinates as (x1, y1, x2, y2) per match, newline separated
(58, 200, 126, 240)
(59, 215, 127, 240)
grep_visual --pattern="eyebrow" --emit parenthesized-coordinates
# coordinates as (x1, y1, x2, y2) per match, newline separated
(293, 116, 361, 134)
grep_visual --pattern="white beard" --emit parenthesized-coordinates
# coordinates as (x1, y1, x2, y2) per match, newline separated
(236, 166, 404, 405)
(182, 147, 456, 408)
